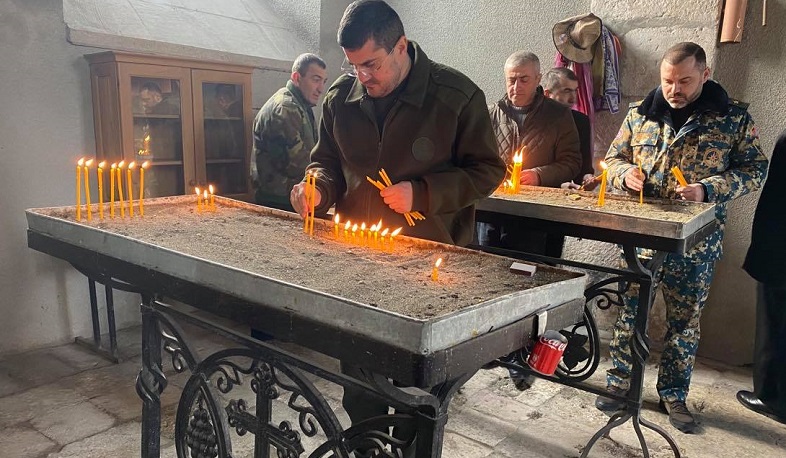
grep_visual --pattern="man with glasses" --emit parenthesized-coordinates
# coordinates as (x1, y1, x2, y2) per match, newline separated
(289, 0, 504, 455)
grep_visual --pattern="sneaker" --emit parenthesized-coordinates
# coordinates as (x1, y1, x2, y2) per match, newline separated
(509, 369, 535, 391)
(595, 387, 627, 414)
(659, 399, 699, 433)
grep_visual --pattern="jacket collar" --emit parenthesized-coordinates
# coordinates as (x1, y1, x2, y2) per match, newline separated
(637, 79, 729, 120)
(345, 41, 429, 108)
(496, 87, 545, 116)
(287, 80, 313, 109)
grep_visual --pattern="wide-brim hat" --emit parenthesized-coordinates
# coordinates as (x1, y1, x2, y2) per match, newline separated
(553, 13, 602, 63)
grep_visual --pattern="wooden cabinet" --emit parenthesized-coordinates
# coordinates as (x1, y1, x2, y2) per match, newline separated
(86, 52, 254, 200)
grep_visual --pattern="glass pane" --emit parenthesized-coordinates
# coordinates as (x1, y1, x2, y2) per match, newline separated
(203, 82, 246, 193)
(131, 77, 184, 197)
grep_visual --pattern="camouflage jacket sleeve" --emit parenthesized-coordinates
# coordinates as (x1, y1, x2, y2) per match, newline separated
(604, 108, 639, 190)
(698, 111, 768, 203)
(268, 102, 313, 179)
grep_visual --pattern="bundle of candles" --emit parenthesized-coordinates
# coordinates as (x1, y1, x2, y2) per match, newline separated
(194, 185, 217, 212)
(75, 158, 150, 221)
(365, 169, 425, 227)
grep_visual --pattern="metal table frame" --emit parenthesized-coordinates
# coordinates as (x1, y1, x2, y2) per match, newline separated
(474, 198, 718, 458)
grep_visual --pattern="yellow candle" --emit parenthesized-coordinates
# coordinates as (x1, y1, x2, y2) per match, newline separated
(380, 227, 389, 250)
(374, 219, 383, 248)
(511, 148, 523, 194)
(84, 159, 93, 221)
(334, 214, 340, 239)
(110, 163, 116, 218)
(97, 161, 105, 220)
(309, 173, 317, 236)
(351, 223, 358, 244)
(76, 158, 84, 221)
(208, 184, 215, 211)
(139, 161, 149, 216)
(638, 159, 644, 205)
(203, 190, 209, 212)
(370, 223, 378, 248)
(360, 222, 367, 245)
(431, 258, 443, 281)
(598, 161, 608, 207)
(303, 172, 312, 234)
(390, 227, 402, 252)
(117, 161, 126, 217)
(127, 161, 135, 217)
(343, 220, 351, 241)
(671, 166, 688, 187)
(195, 187, 202, 212)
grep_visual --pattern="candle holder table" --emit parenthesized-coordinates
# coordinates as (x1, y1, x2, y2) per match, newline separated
(474, 186, 717, 458)
(26, 196, 587, 458)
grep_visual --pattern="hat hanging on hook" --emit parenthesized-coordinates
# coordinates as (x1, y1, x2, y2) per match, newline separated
(552, 13, 602, 63)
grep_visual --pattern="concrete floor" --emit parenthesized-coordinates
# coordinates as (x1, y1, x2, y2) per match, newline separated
(1, 322, 784, 458)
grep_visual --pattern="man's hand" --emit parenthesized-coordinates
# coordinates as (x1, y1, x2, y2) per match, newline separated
(561, 181, 580, 190)
(380, 181, 413, 213)
(677, 183, 705, 202)
(581, 173, 598, 191)
(624, 167, 645, 192)
(290, 182, 322, 218)
(520, 169, 541, 186)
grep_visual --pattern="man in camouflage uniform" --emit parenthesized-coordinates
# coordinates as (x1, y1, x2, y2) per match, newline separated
(595, 42, 768, 433)
(251, 53, 328, 211)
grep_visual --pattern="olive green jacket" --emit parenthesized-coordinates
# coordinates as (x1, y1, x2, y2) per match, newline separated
(309, 42, 505, 246)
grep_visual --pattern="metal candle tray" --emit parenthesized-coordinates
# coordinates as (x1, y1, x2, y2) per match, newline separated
(26, 196, 585, 357)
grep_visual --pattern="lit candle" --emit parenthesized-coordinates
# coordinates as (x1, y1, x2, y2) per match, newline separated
(361, 222, 367, 245)
(334, 214, 340, 239)
(370, 223, 378, 248)
(84, 159, 93, 221)
(139, 161, 149, 216)
(431, 258, 443, 281)
(117, 161, 126, 218)
(208, 184, 215, 211)
(203, 190, 209, 212)
(351, 223, 358, 245)
(390, 227, 402, 252)
(380, 227, 389, 251)
(127, 161, 135, 217)
(97, 161, 105, 220)
(76, 158, 84, 221)
(638, 158, 644, 205)
(511, 148, 523, 194)
(195, 187, 202, 212)
(598, 161, 608, 207)
(110, 163, 116, 218)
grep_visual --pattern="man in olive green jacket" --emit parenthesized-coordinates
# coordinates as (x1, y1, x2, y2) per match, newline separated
(290, 8, 503, 247)
(252, 53, 327, 211)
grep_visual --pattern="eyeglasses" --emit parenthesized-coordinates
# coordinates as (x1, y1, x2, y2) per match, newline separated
(341, 47, 395, 78)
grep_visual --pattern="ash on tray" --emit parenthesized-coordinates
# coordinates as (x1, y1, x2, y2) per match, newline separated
(49, 197, 578, 320)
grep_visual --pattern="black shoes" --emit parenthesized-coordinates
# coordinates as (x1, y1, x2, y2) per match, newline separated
(509, 369, 535, 391)
(595, 387, 627, 414)
(659, 399, 699, 434)
(736, 390, 786, 425)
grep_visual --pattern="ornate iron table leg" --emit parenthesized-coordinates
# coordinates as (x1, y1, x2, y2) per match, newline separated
(137, 294, 166, 458)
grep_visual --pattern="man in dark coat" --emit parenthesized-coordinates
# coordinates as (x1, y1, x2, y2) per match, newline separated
(737, 130, 786, 425)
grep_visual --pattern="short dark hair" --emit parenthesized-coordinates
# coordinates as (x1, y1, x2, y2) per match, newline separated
(292, 53, 327, 76)
(140, 82, 162, 94)
(541, 67, 578, 92)
(215, 84, 236, 100)
(663, 42, 707, 70)
(337, 0, 405, 52)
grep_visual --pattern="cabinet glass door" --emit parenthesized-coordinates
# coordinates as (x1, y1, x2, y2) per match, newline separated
(131, 76, 187, 197)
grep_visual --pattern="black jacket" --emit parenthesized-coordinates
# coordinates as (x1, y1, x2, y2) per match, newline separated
(744, 130, 786, 284)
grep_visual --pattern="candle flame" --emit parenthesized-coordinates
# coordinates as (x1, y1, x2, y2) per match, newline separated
(85, 159, 94, 167)
(377, 218, 383, 228)
(128, 161, 136, 169)
(118, 160, 125, 168)
(334, 214, 340, 224)
(391, 227, 402, 237)
(98, 161, 106, 169)
(600, 160, 608, 170)
(144, 135, 150, 142)
(361, 222, 366, 231)
(209, 184, 214, 194)
(203, 190, 208, 199)
(380, 228, 389, 237)
(77, 157, 85, 166)
(513, 150, 523, 164)
(370, 223, 378, 232)
(111, 163, 117, 170)
(344, 220, 351, 230)
(352, 224, 358, 233)
(435, 258, 443, 268)
(141, 161, 150, 169)
(195, 187, 201, 195)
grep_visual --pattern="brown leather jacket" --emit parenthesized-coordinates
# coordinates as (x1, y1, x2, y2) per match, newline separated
(489, 91, 581, 187)
(309, 42, 505, 246)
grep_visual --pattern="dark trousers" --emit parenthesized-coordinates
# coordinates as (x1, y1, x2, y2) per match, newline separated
(341, 363, 417, 458)
(753, 282, 786, 415)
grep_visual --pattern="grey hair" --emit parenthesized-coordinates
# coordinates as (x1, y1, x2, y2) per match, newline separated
(541, 67, 578, 92)
(292, 53, 327, 75)
(504, 51, 540, 72)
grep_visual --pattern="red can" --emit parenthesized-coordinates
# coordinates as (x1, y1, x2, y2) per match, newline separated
(527, 330, 568, 375)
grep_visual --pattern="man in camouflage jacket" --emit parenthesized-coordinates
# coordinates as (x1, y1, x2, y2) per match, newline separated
(252, 54, 328, 211)
(596, 43, 768, 433)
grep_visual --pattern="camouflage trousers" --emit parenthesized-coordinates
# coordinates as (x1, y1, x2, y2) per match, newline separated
(607, 254, 716, 402)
